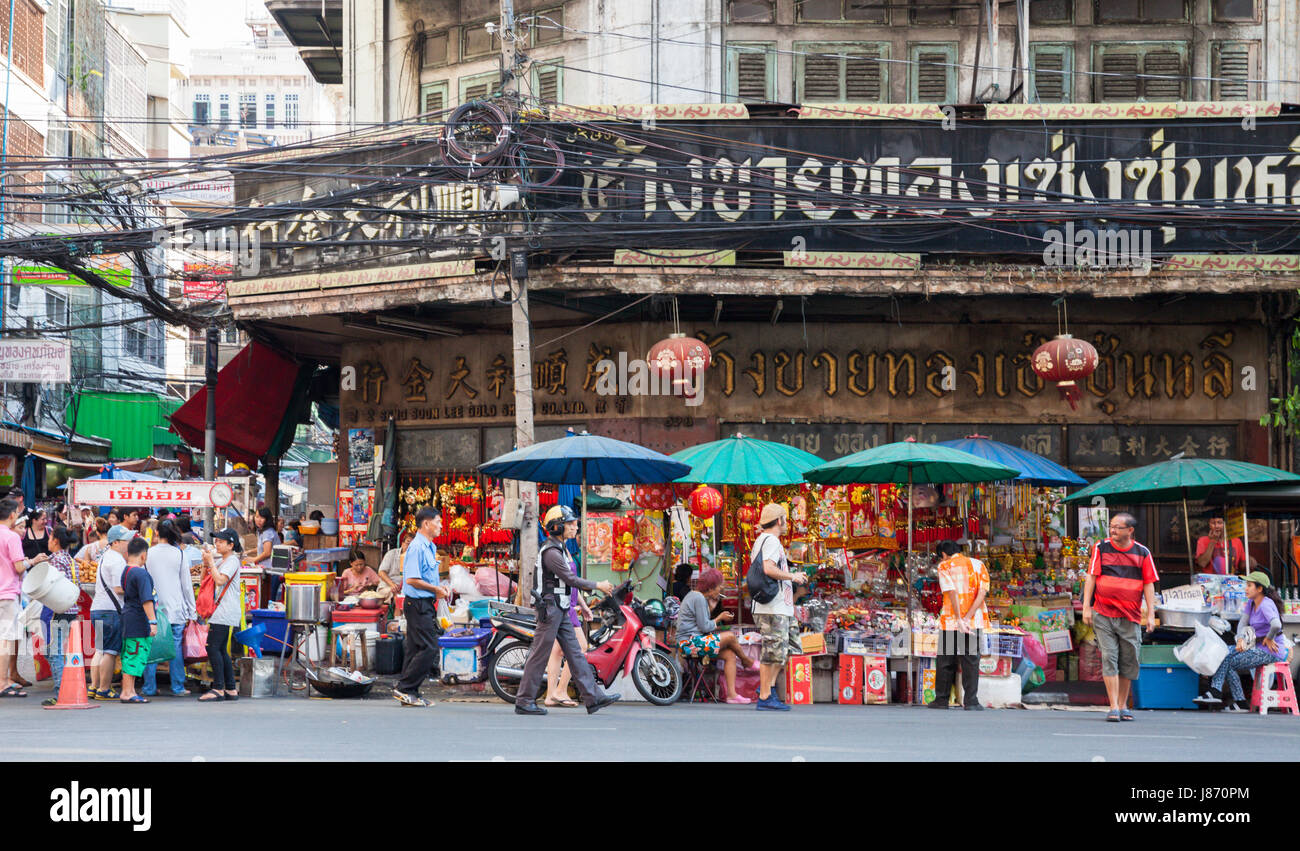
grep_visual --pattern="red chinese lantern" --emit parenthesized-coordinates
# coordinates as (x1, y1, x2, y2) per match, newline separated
(647, 333, 712, 388)
(1031, 333, 1098, 410)
(688, 485, 723, 519)
(673, 482, 697, 501)
(632, 484, 674, 510)
(612, 516, 634, 542)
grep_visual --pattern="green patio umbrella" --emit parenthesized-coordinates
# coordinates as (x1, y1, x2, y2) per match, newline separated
(670, 433, 824, 486)
(805, 439, 1018, 704)
(1064, 454, 1300, 570)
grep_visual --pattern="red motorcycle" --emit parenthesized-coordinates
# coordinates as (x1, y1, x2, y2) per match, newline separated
(487, 578, 683, 706)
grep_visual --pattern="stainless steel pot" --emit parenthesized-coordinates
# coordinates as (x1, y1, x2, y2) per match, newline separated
(287, 584, 321, 623)
(1156, 606, 1214, 629)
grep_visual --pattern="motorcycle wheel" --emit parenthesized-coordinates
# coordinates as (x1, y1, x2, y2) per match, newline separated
(487, 639, 538, 705)
(631, 647, 683, 705)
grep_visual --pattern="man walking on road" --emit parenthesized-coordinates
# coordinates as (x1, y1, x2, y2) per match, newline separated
(929, 540, 990, 711)
(1083, 512, 1158, 722)
(393, 508, 450, 707)
(514, 505, 619, 716)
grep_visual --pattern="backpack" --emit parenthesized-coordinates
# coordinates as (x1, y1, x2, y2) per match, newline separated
(745, 533, 781, 605)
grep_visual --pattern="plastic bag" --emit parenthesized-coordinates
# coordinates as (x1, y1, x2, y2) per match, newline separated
(1021, 633, 1049, 669)
(436, 596, 452, 630)
(449, 563, 481, 599)
(182, 621, 209, 663)
(1173, 622, 1230, 676)
(146, 608, 175, 664)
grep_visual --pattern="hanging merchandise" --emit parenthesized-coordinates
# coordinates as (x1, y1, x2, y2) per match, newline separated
(687, 485, 723, 519)
(631, 483, 675, 510)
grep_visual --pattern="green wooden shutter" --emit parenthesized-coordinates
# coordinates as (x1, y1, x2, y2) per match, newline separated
(1142, 49, 1184, 100)
(534, 63, 562, 103)
(1030, 44, 1072, 102)
(911, 45, 955, 102)
(1212, 41, 1251, 100)
(844, 45, 884, 101)
(1099, 50, 1141, 100)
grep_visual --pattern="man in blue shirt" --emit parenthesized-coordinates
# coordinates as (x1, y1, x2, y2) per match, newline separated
(394, 507, 450, 707)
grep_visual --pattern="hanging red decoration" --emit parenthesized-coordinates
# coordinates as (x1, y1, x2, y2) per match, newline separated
(612, 515, 634, 542)
(632, 484, 674, 510)
(1031, 333, 1098, 410)
(688, 485, 723, 519)
(673, 482, 697, 501)
(647, 334, 712, 389)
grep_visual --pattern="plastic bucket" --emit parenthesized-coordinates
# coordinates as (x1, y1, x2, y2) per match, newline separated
(21, 561, 79, 614)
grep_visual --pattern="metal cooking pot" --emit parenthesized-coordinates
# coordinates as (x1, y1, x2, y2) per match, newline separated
(1156, 606, 1214, 630)
(287, 584, 321, 623)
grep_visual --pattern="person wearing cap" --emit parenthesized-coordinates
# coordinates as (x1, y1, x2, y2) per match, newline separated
(751, 502, 808, 711)
(88, 523, 137, 701)
(514, 504, 620, 716)
(199, 528, 244, 701)
(1195, 571, 1291, 711)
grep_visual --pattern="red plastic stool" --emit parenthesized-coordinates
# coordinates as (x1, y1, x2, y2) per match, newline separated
(1249, 662, 1299, 716)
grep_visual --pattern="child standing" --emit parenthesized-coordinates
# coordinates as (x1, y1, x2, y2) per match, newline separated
(118, 537, 158, 704)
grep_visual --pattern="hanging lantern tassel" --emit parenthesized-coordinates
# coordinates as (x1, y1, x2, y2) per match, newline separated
(1031, 334, 1099, 410)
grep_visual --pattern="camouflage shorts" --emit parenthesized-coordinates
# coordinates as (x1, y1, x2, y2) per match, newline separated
(755, 613, 797, 666)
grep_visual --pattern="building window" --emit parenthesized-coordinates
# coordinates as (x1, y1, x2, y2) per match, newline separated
(531, 61, 563, 105)
(218, 93, 230, 126)
(1211, 41, 1255, 99)
(459, 71, 497, 103)
(238, 93, 256, 127)
(223, 326, 239, 345)
(125, 326, 148, 360)
(1030, 43, 1073, 102)
(423, 30, 449, 66)
(1093, 42, 1186, 101)
(909, 0, 954, 24)
(908, 43, 957, 103)
(420, 81, 449, 119)
(462, 22, 498, 58)
(194, 93, 210, 124)
(1211, 0, 1255, 20)
(798, 0, 887, 22)
(726, 42, 776, 101)
(45, 291, 69, 327)
(796, 42, 889, 102)
(264, 93, 275, 128)
(1095, 0, 1186, 22)
(533, 6, 564, 43)
(1030, 0, 1073, 22)
(285, 93, 299, 129)
(730, 0, 774, 22)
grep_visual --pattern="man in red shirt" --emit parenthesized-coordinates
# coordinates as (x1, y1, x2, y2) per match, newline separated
(1194, 516, 1250, 575)
(1083, 512, 1158, 722)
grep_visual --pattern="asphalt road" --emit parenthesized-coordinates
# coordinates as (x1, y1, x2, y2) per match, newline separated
(4, 689, 1299, 761)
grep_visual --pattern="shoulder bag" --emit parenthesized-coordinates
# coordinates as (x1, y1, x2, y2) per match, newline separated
(746, 533, 781, 605)
(195, 558, 237, 620)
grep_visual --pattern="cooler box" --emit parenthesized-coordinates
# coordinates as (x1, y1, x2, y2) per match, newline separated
(285, 572, 331, 600)
(1131, 663, 1199, 709)
(438, 627, 493, 677)
(248, 609, 291, 657)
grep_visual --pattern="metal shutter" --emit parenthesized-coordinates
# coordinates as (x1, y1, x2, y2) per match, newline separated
(536, 66, 560, 103)
(1100, 51, 1140, 100)
(1032, 49, 1065, 102)
(736, 52, 770, 100)
(1213, 43, 1250, 100)
(916, 51, 950, 102)
(845, 48, 883, 101)
(804, 54, 843, 100)
(1142, 49, 1183, 100)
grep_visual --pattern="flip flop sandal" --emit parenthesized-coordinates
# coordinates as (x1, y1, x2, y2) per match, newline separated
(119, 696, 150, 704)
(0, 684, 28, 698)
(545, 699, 579, 708)
(197, 692, 224, 702)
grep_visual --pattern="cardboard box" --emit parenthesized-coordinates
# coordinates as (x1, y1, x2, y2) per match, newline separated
(785, 655, 813, 705)
(838, 654, 864, 704)
(979, 655, 1013, 677)
(799, 632, 826, 655)
(863, 655, 890, 704)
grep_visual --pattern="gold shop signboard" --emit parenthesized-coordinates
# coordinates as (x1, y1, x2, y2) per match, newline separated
(339, 322, 1265, 428)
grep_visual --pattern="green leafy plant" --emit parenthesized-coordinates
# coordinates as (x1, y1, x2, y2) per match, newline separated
(1262, 301, 1300, 433)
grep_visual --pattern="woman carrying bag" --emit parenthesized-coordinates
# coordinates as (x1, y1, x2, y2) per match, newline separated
(197, 529, 243, 702)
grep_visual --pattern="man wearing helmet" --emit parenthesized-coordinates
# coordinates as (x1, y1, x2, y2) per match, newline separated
(514, 504, 620, 716)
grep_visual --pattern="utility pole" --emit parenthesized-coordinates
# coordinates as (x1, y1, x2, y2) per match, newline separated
(498, 0, 540, 603)
(202, 322, 218, 541)
(1016, 0, 1031, 103)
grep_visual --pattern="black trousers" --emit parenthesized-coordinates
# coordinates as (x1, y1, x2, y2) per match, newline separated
(515, 598, 603, 707)
(206, 624, 236, 691)
(932, 630, 981, 707)
(397, 597, 439, 697)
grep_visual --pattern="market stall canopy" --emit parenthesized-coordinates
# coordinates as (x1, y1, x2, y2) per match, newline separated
(1201, 483, 1300, 518)
(168, 342, 306, 467)
(479, 431, 690, 485)
(670, 433, 823, 486)
(1063, 456, 1300, 504)
(803, 439, 1019, 486)
(935, 436, 1086, 487)
(57, 468, 168, 490)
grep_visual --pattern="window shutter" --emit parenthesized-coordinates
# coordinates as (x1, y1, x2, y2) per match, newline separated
(1213, 42, 1250, 100)
(844, 48, 883, 101)
(464, 82, 490, 101)
(536, 66, 560, 103)
(1031, 47, 1066, 102)
(423, 87, 445, 115)
(803, 54, 842, 101)
(1100, 51, 1140, 100)
(1142, 49, 1183, 100)
(916, 51, 950, 102)
(736, 52, 770, 100)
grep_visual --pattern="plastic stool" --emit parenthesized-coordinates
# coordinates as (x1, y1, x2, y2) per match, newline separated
(681, 656, 721, 703)
(1249, 661, 1299, 716)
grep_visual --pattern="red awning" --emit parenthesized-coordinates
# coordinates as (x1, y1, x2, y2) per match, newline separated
(169, 341, 300, 467)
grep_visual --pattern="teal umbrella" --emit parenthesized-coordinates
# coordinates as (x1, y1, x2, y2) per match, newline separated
(1063, 454, 1300, 570)
(805, 439, 1017, 704)
(670, 433, 823, 486)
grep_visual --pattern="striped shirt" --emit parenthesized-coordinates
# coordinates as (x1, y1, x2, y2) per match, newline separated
(1088, 539, 1158, 623)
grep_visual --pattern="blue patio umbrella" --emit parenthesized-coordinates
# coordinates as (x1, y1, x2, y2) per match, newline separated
(935, 436, 1086, 487)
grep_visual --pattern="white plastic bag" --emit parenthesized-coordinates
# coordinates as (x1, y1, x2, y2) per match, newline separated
(449, 563, 482, 599)
(436, 596, 452, 630)
(1174, 622, 1230, 676)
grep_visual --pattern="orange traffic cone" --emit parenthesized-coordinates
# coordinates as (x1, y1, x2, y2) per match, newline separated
(43, 621, 98, 711)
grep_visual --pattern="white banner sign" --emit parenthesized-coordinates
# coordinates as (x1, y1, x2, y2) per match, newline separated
(70, 480, 235, 509)
(0, 339, 70, 383)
